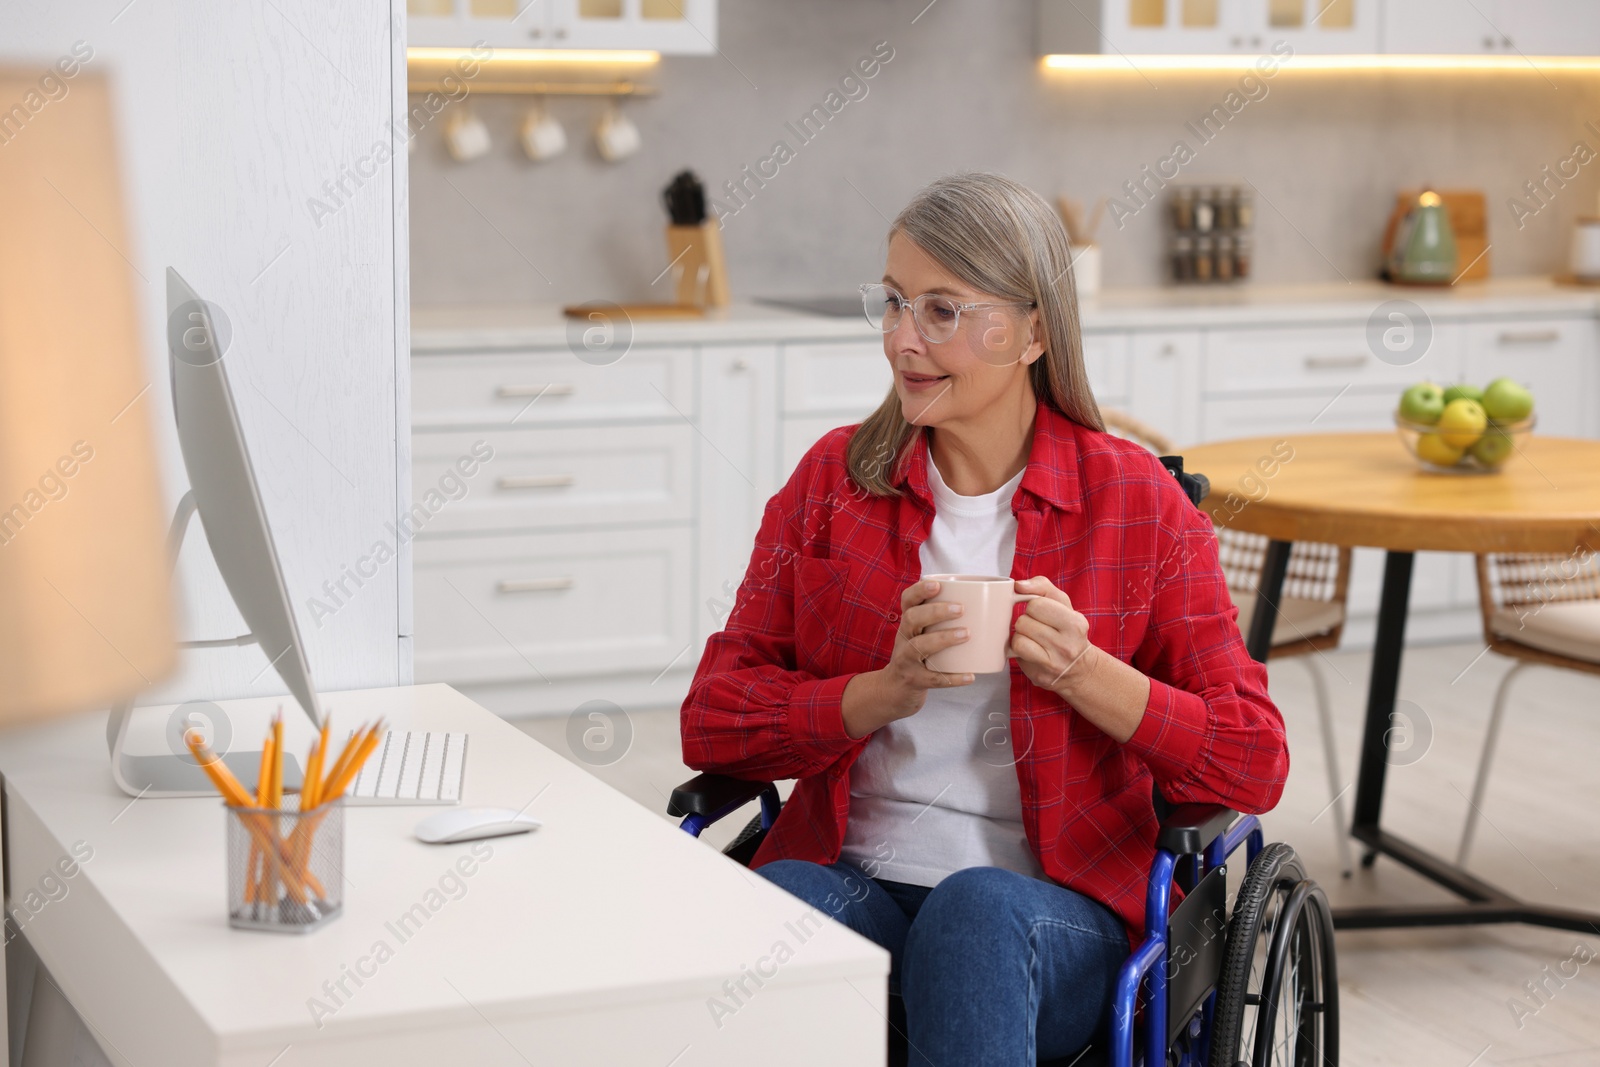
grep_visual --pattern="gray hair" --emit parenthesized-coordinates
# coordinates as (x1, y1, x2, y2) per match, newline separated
(846, 172, 1102, 495)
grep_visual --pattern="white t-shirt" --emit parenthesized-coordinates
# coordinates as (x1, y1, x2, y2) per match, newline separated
(838, 457, 1045, 887)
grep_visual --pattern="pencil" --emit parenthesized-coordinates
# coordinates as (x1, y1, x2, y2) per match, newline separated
(185, 735, 255, 807)
(269, 711, 285, 809)
(324, 720, 385, 800)
(319, 725, 366, 798)
(248, 735, 274, 902)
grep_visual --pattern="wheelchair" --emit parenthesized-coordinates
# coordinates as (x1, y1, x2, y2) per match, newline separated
(667, 455, 1338, 1065)
(668, 777, 1339, 1067)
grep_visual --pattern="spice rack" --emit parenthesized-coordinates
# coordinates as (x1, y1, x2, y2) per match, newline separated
(1167, 185, 1253, 285)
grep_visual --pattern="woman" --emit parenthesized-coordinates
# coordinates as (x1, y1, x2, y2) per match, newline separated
(680, 172, 1288, 1066)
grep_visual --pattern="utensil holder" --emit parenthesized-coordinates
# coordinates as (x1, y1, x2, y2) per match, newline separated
(665, 221, 730, 309)
(226, 799, 344, 933)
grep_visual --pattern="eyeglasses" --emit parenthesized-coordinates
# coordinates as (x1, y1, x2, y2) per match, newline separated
(859, 283, 1035, 345)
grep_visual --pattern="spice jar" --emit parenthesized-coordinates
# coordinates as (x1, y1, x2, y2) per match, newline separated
(1216, 235, 1235, 281)
(1194, 188, 1216, 234)
(1194, 235, 1215, 282)
(1171, 188, 1196, 233)
(1235, 187, 1254, 230)
(1233, 234, 1253, 279)
(1216, 186, 1237, 232)
(1170, 235, 1194, 282)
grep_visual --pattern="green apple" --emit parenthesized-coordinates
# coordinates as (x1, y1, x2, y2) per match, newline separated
(1442, 383, 1484, 405)
(1470, 427, 1515, 467)
(1398, 381, 1446, 425)
(1481, 377, 1534, 423)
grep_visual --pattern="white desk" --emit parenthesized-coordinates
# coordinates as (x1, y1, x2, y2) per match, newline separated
(0, 685, 888, 1066)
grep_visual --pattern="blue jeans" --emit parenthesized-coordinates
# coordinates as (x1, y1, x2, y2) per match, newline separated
(756, 860, 1127, 1066)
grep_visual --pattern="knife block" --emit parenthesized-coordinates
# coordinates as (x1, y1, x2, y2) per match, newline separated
(665, 221, 730, 309)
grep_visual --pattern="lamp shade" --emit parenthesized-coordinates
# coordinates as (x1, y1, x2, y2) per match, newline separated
(0, 68, 175, 727)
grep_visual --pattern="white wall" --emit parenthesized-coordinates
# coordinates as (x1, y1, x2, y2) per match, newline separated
(1, 0, 411, 709)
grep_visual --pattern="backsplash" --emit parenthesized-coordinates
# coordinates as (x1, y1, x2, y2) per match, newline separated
(408, 0, 1600, 307)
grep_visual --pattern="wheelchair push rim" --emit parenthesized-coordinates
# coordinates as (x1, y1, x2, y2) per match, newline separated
(1209, 842, 1339, 1067)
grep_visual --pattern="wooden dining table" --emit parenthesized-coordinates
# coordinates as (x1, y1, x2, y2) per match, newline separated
(1180, 431, 1600, 934)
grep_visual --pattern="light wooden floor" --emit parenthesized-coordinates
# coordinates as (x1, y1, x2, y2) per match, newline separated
(517, 641, 1600, 1066)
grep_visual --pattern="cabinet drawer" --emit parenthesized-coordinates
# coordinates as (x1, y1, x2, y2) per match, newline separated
(412, 425, 693, 534)
(782, 342, 891, 414)
(1464, 318, 1595, 439)
(1082, 331, 1131, 402)
(413, 347, 694, 428)
(1204, 323, 1459, 395)
(1199, 388, 1399, 441)
(413, 527, 691, 684)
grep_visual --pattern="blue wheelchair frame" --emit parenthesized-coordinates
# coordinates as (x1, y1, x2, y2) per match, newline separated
(1112, 810, 1264, 1067)
(672, 774, 1265, 1067)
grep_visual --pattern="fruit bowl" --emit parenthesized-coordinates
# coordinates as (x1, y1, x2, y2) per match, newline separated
(1395, 412, 1535, 473)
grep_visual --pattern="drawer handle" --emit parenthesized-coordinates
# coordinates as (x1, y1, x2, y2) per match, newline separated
(496, 383, 575, 398)
(1497, 329, 1559, 345)
(1303, 354, 1368, 370)
(497, 474, 576, 490)
(497, 577, 575, 594)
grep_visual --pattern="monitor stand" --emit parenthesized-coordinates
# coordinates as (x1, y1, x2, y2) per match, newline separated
(104, 490, 306, 798)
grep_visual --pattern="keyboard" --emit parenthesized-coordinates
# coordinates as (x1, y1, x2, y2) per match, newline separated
(345, 730, 467, 805)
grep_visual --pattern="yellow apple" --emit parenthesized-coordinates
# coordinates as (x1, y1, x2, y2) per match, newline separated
(1415, 433, 1465, 467)
(1438, 398, 1488, 449)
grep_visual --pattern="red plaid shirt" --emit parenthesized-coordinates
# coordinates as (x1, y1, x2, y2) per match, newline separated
(681, 401, 1288, 943)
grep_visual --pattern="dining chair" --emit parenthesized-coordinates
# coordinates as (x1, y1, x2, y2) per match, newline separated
(1101, 409, 1356, 877)
(1458, 551, 1600, 863)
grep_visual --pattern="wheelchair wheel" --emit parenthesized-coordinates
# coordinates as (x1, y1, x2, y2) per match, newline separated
(1209, 843, 1338, 1067)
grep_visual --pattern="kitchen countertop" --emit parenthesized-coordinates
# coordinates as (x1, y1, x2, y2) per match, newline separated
(411, 277, 1600, 352)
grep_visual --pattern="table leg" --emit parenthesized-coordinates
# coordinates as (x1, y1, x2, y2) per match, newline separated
(1351, 550, 1413, 838)
(1246, 540, 1293, 664)
(1332, 547, 1600, 932)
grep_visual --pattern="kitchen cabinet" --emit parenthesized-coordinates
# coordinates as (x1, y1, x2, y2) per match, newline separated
(1380, 0, 1600, 57)
(406, 0, 716, 53)
(1463, 317, 1596, 438)
(1039, 0, 1377, 56)
(698, 345, 778, 642)
(1042, 0, 1600, 56)
(411, 281, 1600, 715)
(413, 525, 693, 684)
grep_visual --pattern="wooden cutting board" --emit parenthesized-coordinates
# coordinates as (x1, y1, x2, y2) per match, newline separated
(1382, 190, 1489, 282)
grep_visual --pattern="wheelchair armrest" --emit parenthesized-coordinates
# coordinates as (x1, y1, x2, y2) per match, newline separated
(1156, 803, 1238, 856)
(667, 772, 773, 819)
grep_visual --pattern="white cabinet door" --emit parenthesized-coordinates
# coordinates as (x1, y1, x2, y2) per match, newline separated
(1098, 0, 1247, 54)
(1244, 0, 1378, 54)
(1083, 331, 1132, 404)
(549, 0, 716, 52)
(698, 346, 778, 642)
(1203, 321, 1462, 395)
(1380, 0, 1600, 55)
(412, 424, 695, 534)
(1129, 331, 1201, 446)
(407, 0, 716, 52)
(1463, 318, 1596, 439)
(782, 341, 892, 414)
(412, 347, 695, 428)
(413, 526, 692, 683)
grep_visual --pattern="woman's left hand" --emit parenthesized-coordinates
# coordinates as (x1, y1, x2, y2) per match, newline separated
(1009, 576, 1100, 699)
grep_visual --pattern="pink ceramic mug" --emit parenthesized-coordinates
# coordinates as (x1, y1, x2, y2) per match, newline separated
(921, 574, 1039, 674)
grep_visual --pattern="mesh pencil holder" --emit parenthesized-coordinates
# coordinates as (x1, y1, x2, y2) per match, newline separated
(226, 799, 344, 933)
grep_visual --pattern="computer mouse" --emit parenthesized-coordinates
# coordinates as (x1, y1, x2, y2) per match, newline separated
(414, 807, 542, 844)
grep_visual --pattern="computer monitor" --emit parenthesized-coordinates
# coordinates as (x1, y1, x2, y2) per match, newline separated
(105, 269, 322, 797)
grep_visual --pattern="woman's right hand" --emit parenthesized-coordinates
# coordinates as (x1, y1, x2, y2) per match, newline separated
(840, 578, 974, 738)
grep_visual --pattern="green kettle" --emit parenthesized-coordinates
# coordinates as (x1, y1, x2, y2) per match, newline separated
(1387, 189, 1458, 285)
